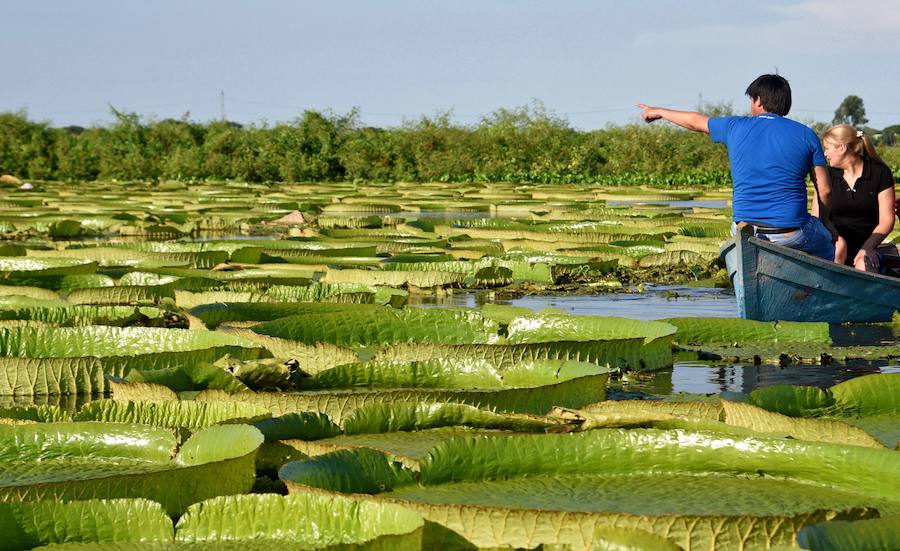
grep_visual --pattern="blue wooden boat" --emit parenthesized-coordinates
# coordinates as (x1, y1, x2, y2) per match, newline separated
(720, 226, 900, 322)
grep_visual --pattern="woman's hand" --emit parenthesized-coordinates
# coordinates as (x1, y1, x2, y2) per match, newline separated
(853, 247, 880, 272)
(834, 236, 847, 265)
(823, 220, 838, 243)
(853, 186, 895, 272)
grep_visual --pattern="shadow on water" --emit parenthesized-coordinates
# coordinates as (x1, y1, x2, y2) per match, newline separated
(828, 324, 897, 347)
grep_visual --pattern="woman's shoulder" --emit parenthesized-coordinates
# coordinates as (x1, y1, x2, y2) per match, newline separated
(865, 160, 894, 180)
(866, 159, 891, 172)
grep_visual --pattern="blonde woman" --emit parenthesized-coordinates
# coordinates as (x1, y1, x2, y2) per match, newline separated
(818, 125, 896, 272)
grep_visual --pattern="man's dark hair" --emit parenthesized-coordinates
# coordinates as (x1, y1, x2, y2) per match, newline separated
(745, 74, 792, 116)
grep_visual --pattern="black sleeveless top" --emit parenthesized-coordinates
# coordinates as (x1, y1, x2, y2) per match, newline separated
(827, 160, 895, 261)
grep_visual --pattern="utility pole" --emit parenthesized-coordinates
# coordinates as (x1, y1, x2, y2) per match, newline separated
(220, 90, 226, 121)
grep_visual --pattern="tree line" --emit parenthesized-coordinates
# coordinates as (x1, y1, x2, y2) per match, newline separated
(1, 103, 897, 185)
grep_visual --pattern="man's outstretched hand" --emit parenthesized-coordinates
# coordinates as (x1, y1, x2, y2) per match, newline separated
(638, 104, 663, 123)
(636, 104, 709, 133)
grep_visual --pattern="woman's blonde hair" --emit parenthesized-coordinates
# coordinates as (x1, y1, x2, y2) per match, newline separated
(822, 124, 884, 164)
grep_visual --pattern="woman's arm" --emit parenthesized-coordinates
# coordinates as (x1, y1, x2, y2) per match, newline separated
(860, 186, 896, 251)
(810, 177, 820, 218)
(834, 236, 847, 265)
(810, 167, 837, 240)
(853, 186, 896, 270)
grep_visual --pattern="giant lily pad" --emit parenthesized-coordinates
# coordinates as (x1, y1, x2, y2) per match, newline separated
(559, 399, 884, 448)
(195, 360, 606, 425)
(663, 317, 831, 345)
(281, 430, 900, 549)
(0, 498, 173, 551)
(0, 326, 268, 375)
(798, 514, 900, 550)
(0, 422, 263, 515)
(505, 314, 675, 371)
(250, 306, 499, 347)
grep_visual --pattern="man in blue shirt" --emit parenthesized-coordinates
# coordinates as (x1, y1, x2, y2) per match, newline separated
(639, 74, 835, 260)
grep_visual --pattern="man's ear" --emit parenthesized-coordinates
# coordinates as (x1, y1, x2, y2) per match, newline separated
(750, 96, 765, 114)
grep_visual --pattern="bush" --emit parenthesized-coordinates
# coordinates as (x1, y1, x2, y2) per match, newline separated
(3, 107, 896, 186)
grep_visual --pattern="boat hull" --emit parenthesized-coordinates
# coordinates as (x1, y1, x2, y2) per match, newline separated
(721, 229, 900, 322)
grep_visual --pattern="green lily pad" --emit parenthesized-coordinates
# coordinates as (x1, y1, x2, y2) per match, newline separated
(0, 422, 263, 515)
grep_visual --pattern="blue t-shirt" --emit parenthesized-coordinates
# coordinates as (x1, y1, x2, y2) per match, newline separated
(708, 114, 826, 227)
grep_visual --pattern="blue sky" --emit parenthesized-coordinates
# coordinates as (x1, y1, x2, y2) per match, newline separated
(3, 0, 899, 129)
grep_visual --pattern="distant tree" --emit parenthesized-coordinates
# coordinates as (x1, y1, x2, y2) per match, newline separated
(809, 121, 830, 135)
(881, 124, 900, 146)
(833, 95, 868, 127)
(696, 99, 740, 118)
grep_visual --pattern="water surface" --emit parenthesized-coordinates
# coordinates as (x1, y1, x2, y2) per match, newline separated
(410, 285, 736, 320)
(410, 286, 899, 396)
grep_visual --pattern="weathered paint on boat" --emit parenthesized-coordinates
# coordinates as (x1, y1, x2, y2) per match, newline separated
(721, 227, 900, 322)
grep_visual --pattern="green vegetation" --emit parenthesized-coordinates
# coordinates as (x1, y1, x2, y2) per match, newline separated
(881, 144, 900, 177)
(1, 181, 899, 549)
(281, 428, 899, 549)
(2, 107, 734, 185)
(5, 106, 899, 185)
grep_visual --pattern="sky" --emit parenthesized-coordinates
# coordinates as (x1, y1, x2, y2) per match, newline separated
(3, 0, 900, 130)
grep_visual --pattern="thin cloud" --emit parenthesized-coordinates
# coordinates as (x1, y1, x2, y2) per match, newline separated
(634, 0, 899, 53)
(774, 0, 900, 34)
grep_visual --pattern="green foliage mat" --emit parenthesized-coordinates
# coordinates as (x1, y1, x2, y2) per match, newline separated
(0, 493, 425, 551)
(0, 423, 263, 515)
(281, 429, 900, 549)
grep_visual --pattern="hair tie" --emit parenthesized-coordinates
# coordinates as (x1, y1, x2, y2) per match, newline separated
(856, 130, 864, 138)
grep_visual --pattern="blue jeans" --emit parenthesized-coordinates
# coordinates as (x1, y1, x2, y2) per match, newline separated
(733, 216, 835, 261)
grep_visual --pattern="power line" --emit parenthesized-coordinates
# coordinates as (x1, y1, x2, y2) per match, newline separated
(9, 94, 900, 127)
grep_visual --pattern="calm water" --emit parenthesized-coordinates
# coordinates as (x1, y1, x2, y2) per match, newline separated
(618, 361, 900, 397)
(606, 199, 728, 209)
(410, 286, 900, 396)
(409, 285, 736, 320)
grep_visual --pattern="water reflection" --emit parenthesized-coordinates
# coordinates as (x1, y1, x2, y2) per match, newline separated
(618, 360, 892, 396)
(510, 287, 735, 320)
(606, 200, 727, 209)
(409, 286, 737, 320)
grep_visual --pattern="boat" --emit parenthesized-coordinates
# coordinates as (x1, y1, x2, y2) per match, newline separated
(720, 226, 900, 322)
